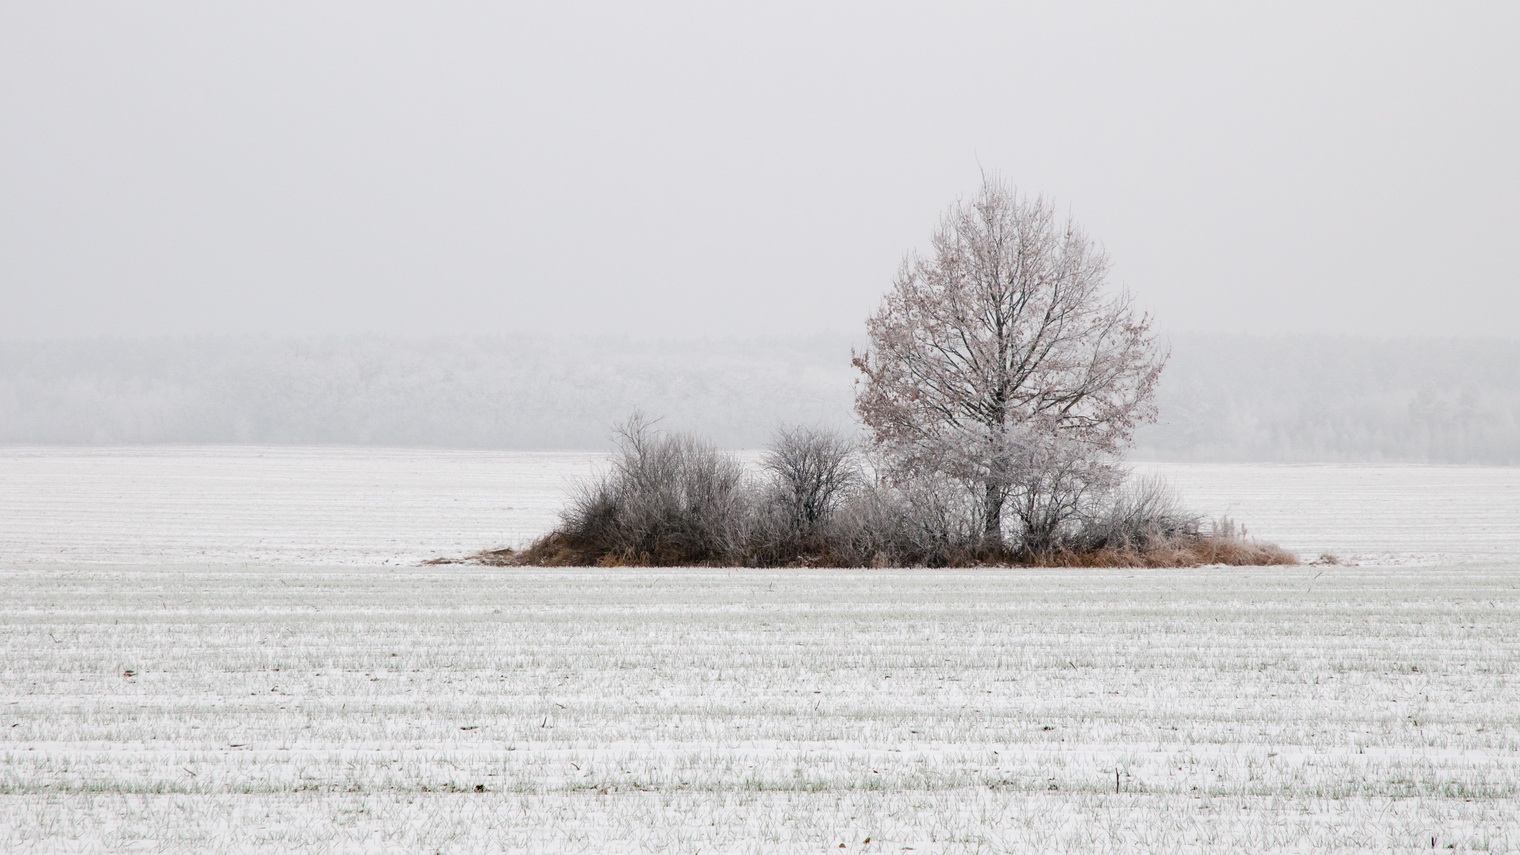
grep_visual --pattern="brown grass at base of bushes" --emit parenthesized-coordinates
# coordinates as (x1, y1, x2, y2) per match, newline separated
(1029, 535, 1298, 568)
(460, 531, 1297, 569)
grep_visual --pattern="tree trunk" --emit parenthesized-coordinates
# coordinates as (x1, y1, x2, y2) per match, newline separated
(981, 482, 1004, 548)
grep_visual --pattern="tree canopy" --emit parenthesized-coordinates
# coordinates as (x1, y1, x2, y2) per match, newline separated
(853, 178, 1165, 547)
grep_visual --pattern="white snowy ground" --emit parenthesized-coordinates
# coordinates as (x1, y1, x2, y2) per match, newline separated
(2, 447, 1518, 853)
(0, 446, 605, 566)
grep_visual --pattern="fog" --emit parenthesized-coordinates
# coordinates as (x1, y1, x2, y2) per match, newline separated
(4, 2, 1518, 341)
(4, 334, 1517, 463)
(5, 4, 1518, 462)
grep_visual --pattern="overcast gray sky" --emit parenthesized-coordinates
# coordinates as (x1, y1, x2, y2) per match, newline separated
(3, 2, 1517, 340)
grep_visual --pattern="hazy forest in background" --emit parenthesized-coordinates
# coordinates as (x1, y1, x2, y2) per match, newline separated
(1, 334, 1516, 464)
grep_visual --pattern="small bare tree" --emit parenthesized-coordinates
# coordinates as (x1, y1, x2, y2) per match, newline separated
(853, 177, 1165, 549)
(761, 426, 860, 540)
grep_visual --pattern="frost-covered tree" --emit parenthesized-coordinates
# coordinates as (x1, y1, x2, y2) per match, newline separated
(852, 178, 1165, 548)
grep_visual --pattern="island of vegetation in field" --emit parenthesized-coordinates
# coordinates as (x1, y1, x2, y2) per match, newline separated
(484, 180, 1293, 569)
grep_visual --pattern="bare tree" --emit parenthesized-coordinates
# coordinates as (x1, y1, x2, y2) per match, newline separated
(852, 177, 1165, 548)
(761, 426, 860, 539)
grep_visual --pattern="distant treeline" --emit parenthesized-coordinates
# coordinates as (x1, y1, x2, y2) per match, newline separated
(0, 335, 857, 450)
(1, 333, 1517, 463)
(1137, 334, 1520, 464)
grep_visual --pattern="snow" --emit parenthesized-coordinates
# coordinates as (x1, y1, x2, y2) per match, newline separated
(3, 447, 1518, 852)
(1133, 460, 1520, 561)
(4, 562, 1518, 852)
(0, 446, 603, 565)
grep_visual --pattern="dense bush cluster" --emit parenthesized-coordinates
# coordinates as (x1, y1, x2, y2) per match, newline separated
(504, 418, 1295, 568)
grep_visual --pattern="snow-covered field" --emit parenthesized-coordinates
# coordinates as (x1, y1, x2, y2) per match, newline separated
(0, 446, 605, 566)
(2, 447, 1518, 852)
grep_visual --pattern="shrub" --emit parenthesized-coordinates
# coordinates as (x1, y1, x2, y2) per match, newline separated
(1040, 482, 1296, 568)
(824, 475, 982, 567)
(1077, 475, 1203, 551)
(525, 415, 750, 566)
(749, 427, 863, 564)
